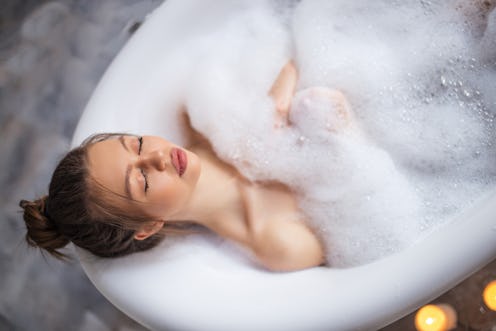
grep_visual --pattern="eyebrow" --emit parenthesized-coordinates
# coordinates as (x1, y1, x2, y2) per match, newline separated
(119, 136, 134, 200)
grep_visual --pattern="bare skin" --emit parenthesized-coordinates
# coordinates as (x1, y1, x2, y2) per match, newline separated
(269, 60, 299, 127)
(87, 60, 330, 272)
(184, 116, 326, 272)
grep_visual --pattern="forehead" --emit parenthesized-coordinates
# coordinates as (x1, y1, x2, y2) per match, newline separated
(86, 138, 127, 197)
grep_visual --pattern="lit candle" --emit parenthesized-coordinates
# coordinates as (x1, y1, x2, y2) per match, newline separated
(415, 304, 457, 331)
(483, 280, 496, 311)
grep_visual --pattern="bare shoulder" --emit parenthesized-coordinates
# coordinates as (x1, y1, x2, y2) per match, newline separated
(237, 180, 326, 272)
(252, 218, 325, 272)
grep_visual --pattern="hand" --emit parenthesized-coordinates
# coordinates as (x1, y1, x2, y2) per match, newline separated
(268, 60, 298, 128)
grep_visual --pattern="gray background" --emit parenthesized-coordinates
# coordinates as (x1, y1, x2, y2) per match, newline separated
(1, 1, 494, 330)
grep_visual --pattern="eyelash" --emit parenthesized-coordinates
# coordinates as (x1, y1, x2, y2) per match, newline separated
(137, 136, 149, 193)
(138, 136, 143, 154)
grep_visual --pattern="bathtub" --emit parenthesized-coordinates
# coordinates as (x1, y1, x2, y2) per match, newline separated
(72, 0, 496, 330)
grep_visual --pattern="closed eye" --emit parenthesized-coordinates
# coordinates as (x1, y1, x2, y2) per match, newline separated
(141, 168, 149, 193)
(137, 136, 148, 193)
(138, 136, 143, 154)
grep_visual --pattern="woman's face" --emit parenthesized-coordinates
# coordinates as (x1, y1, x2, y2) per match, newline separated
(86, 135, 201, 219)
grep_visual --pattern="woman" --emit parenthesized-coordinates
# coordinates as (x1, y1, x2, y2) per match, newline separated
(20, 61, 353, 272)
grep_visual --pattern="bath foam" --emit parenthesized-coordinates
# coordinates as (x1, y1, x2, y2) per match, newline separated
(181, 0, 496, 267)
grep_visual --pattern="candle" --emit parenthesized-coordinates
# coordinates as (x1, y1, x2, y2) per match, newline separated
(415, 304, 457, 331)
(483, 280, 496, 311)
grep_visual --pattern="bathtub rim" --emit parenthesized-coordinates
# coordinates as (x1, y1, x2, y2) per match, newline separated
(75, 187, 496, 331)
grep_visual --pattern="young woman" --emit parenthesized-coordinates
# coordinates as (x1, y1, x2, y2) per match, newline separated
(20, 61, 353, 272)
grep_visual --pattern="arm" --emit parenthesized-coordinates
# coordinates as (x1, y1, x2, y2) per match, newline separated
(268, 60, 299, 127)
(179, 109, 212, 149)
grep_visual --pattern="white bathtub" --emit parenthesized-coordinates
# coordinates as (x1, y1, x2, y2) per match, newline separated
(72, 1, 496, 330)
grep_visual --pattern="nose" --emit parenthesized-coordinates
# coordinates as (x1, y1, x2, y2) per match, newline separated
(138, 150, 167, 171)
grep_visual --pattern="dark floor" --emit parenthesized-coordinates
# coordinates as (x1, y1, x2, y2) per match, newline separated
(0, 1, 160, 330)
(0, 1, 494, 331)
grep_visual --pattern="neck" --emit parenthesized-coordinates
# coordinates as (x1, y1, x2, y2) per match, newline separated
(170, 146, 243, 231)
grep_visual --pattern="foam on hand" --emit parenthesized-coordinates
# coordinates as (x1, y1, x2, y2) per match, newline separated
(148, 0, 496, 267)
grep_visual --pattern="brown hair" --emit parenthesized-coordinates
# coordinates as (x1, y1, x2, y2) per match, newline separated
(19, 133, 195, 260)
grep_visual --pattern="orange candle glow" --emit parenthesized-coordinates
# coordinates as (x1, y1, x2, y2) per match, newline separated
(415, 304, 457, 331)
(483, 280, 496, 311)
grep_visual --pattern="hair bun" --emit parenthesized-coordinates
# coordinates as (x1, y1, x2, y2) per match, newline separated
(19, 196, 70, 259)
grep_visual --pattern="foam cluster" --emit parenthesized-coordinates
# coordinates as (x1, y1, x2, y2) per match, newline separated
(164, 0, 496, 267)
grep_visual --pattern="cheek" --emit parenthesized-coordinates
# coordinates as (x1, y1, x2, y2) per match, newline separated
(151, 176, 174, 201)
(150, 175, 189, 207)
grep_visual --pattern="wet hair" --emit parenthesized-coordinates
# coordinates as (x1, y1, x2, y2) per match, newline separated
(19, 133, 194, 260)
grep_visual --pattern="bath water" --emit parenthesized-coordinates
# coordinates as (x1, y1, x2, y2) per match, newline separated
(157, 0, 496, 267)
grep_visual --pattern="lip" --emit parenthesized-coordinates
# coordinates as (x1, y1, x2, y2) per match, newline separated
(170, 148, 187, 177)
